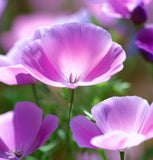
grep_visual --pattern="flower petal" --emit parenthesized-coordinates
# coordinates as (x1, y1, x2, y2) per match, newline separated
(140, 103, 153, 139)
(13, 102, 43, 153)
(0, 112, 15, 157)
(0, 55, 12, 67)
(101, 2, 129, 18)
(0, 39, 37, 85)
(0, 65, 37, 85)
(70, 115, 102, 148)
(42, 23, 112, 80)
(135, 25, 153, 61)
(0, 139, 10, 159)
(91, 131, 146, 150)
(0, 0, 7, 18)
(81, 42, 126, 86)
(91, 96, 149, 134)
(22, 41, 65, 87)
(25, 115, 59, 155)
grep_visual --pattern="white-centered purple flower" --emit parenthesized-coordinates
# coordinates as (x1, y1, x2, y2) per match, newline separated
(21, 22, 126, 89)
(0, 101, 58, 159)
(135, 24, 153, 62)
(70, 96, 153, 151)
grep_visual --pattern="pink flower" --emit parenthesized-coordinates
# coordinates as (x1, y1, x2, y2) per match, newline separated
(0, 0, 7, 18)
(0, 101, 58, 159)
(21, 22, 126, 89)
(0, 39, 37, 85)
(70, 96, 153, 150)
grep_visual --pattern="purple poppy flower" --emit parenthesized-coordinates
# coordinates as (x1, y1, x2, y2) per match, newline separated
(0, 0, 7, 18)
(21, 22, 126, 89)
(70, 96, 153, 150)
(0, 101, 58, 159)
(135, 25, 153, 62)
(89, 0, 149, 24)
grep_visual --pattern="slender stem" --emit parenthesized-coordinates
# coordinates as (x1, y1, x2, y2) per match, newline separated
(120, 151, 125, 160)
(67, 89, 75, 160)
(68, 89, 75, 122)
(99, 149, 107, 160)
(148, 63, 153, 82)
(31, 84, 40, 106)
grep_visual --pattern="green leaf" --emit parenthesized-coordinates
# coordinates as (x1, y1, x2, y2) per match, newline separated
(39, 141, 57, 152)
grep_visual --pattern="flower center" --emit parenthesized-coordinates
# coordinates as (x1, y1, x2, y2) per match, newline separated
(15, 152, 22, 158)
(5, 150, 23, 159)
(69, 73, 78, 84)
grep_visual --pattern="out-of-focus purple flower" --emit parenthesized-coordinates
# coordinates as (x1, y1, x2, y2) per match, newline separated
(21, 22, 126, 89)
(0, 101, 58, 159)
(89, 0, 150, 24)
(0, 0, 7, 18)
(131, 2, 148, 24)
(85, 2, 117, 27)
(0, 14, 56, 51)
(70, 96, 153, 150)
(135, 25, 153, 62)
(76, 152, 100, 160)
(0, 39, 38, 85)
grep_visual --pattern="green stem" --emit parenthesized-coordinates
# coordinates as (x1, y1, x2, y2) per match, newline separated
(148, 63, 153, 81)
(120, 151, 125, 160)
(68, 89, 75, 122)
(67, 89, 75, 160)
(31, 84, 40, 106)
(99, 149, 107, 160)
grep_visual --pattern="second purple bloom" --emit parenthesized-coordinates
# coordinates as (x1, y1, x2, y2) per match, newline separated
(70, 96, 153, 151)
